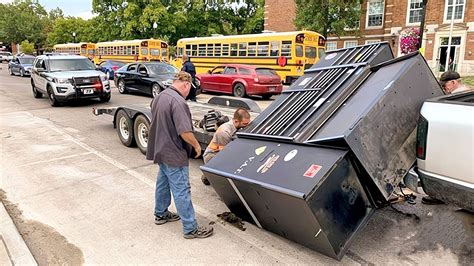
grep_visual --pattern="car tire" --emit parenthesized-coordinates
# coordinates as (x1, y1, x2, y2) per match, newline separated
(47, 86, 60, 107)
(233, 83, 246, 98)
(115, 109, 135, 147)
(8, 67, 14, 76)
(134, 115, 150, 155)
(20, 68, 25, 77)
(31, 80, 43, 98)
(117, 79, 127, 94)
(151, 83, 161, 98)
(100, 94, 111, 102)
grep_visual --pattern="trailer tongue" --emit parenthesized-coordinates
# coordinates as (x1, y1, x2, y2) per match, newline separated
(201, 43, 444, 260)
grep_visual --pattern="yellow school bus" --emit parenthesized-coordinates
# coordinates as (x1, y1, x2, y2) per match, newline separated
(53, 42, 96, 60)
(173, 31, 325, 84)
(94, 39, 169, 64)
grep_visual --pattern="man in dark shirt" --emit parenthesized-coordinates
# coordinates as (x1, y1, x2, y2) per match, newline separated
(146, 71, 213, 239)
(181, 55, 197, 101)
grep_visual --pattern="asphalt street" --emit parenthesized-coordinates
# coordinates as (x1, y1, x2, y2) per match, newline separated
(0, 63, 472, 264)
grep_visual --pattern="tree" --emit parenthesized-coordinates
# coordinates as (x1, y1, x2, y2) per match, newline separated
(0, 0, 49, 47)
(294, 0, 362, 38)
(47, 17, 90, 46)
(92, 0, 265, 45)
(20, 40, 35, 54)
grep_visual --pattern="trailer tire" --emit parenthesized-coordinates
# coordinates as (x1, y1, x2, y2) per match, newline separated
(115, 109, 135, 147)
(134, 115, 150, 155)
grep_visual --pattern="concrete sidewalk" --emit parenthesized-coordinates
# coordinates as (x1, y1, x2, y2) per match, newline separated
(0, 202, 37, 265)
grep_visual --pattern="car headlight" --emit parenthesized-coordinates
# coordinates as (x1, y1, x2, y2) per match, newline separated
(100, 75, 108, 82)
(54, 78, 70, 84)
(163, 79, 172, 86)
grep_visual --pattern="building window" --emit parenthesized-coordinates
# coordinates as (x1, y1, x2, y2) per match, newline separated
(344, 41, 358, 48)
(367, 0, 384, 28)
(407, 0, 423, 24)
(445, 0, 465, 21)
(365, 40, 380, 45)
(326, 42, 337, 51)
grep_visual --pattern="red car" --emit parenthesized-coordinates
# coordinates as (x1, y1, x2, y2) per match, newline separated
(197, 64, 283, 99)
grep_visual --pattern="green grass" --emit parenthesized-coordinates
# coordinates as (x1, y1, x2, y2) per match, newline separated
(462, 76, 474, 87)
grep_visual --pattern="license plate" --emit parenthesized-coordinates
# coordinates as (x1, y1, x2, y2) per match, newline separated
(83, 89, 94, 94)
(269, 87, 276, 92)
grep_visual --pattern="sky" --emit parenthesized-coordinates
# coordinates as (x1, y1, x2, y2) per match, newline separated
(0, 0, 95, 19)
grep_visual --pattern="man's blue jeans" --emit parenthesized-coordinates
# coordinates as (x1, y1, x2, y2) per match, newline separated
(154, 163, 197, 234)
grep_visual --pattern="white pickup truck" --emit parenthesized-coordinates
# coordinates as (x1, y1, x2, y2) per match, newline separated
(414, 90, 473, 212)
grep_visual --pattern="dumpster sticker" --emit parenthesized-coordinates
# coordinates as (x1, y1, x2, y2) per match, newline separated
(234, 156, 255, 174)
(255, 146, 266, 155)
(257, 154, 280, 174)
(284, 149, 298, 162)
(303, 164, 322, 178)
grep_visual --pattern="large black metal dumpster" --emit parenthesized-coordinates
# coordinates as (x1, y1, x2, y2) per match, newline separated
(201, 43, 444, 260)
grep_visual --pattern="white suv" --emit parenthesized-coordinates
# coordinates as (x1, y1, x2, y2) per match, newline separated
(0, 51, 13, 62)
(31, 55, 111, 106)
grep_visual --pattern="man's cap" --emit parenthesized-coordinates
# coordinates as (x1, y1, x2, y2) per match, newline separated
(439, 71, 460, 86)
(174, 71, 195, 88)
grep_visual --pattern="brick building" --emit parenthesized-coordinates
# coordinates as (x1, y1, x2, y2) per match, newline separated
(264, 0, 474, 75)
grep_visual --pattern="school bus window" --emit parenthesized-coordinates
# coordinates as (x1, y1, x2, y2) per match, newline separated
(248, 42, 256, 56)
(88, 49, 94, 56)
(318, 48, 325, 59)
(305, 46, 317, 58)
(185, 44, 191, 55)
(141, 48, 148, 55)
(222, 44, 229, 56)
(151, 48, 160, 56)
(258, 42, 269, 56)
(230, 43, 238, 56)
(281, 41, 292, 57)
(238, 43, 247, 56)
(191, 45, 197, 56)
(161, 48, 167, 57)
(270, 42, 280, 56)
(296, 45, 304, 57)
(206, 44, 214, 56)
(198, 44, 206, 56)
(81, 48, 86, 55)
(214, 44, 221, 57)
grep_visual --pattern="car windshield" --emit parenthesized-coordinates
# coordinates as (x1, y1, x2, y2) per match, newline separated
(256, 68, 278, 76)
(49, 58, 95, 72)
(147, 64, 178, 75)
(19, 58, 34, 65)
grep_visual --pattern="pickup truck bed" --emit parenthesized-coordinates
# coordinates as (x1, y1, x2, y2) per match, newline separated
(416, 91, 474, 211)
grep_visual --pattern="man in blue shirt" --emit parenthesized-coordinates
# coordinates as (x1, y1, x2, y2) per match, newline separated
(181, 55, 197, 101)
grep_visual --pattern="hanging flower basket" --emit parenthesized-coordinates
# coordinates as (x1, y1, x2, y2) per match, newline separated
(399, 28, 420, 54)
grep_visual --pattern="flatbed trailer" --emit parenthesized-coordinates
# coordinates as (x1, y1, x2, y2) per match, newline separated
(92, 96, 261, 155)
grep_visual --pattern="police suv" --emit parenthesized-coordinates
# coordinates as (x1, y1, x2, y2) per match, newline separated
(31, 55, 111, 106)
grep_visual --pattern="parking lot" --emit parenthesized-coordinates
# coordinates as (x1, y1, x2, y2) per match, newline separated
(0, 63, 472, 265)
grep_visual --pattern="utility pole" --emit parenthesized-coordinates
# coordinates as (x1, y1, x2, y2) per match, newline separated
(72, 32, 76, 43)
(417, 0, 428, 50)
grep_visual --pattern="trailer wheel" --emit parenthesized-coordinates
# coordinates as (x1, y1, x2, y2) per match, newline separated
(134, 115, 150, 155)
(115, 109, 135, 147)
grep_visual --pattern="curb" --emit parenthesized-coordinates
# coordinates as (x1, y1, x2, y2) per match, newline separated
(0, 202, 37, 265)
